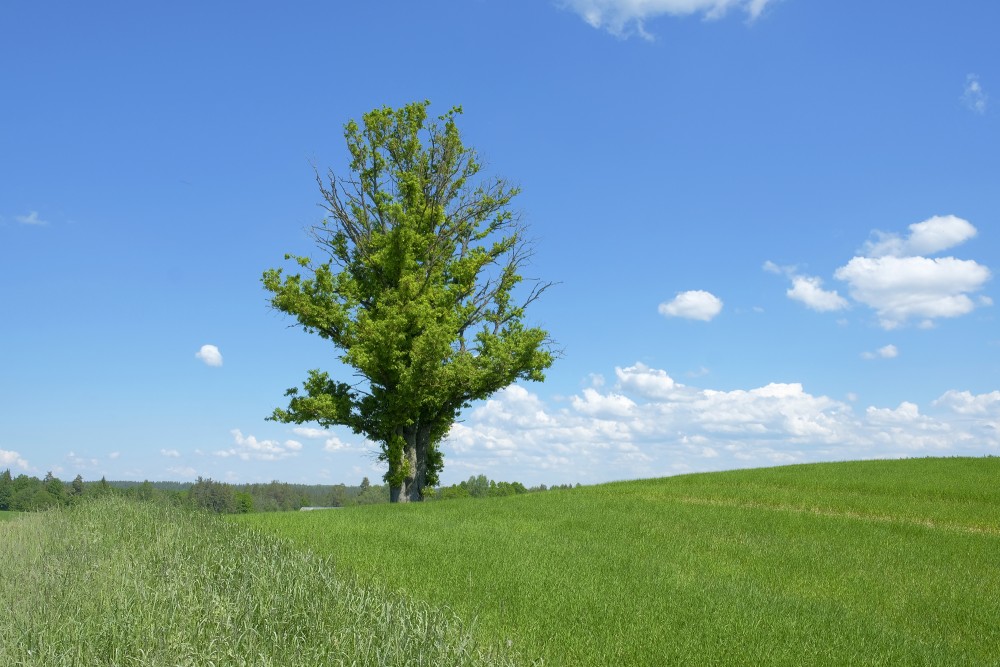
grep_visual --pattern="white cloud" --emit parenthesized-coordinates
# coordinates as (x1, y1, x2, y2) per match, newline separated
(933, 389, 1000, 416)
(292, 427, 330, 439)
(15, 211, 48, 226)
(108, 451, 121, 460)
(862, 344, 898, 360)
(862, 215, 977, 258)
(167, 466, 198, 479)
(160, 448, 181, 458)
(560, 0, 775, 39)
(777, 216, 990, 329)
(195, 344, 223, 367)
(0, 448, 30, 470)
(215, 429, 302, 461)
(659, 290, 723, 321)
(324, 436, 350, 452)
(835, 255, 990, 329)
(786, 275, 849, 312)
(67, 451, 99, 469)
(963, 74, 988, 114)
(765, 262, 848, 313)
(440, 368, 1000, 484)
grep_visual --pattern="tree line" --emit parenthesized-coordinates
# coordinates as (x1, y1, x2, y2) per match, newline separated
(0, 469, 577, 514)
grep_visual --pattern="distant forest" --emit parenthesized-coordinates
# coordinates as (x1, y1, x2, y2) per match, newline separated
(0, 469, 578, 514)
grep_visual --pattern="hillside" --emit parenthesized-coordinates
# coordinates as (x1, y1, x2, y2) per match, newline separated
(240, 457, 1000, 666)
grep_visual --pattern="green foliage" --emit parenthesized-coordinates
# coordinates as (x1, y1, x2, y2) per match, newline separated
(263, 101, 554, 501)
(241, 457, 1000, 666)
(0, 497, 527, 666)
(0, 469, 11, 510)
(426, 475, 529, 501)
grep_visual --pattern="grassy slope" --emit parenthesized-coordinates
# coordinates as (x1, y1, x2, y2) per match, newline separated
(240, 457, 1000, 666)
(0, 498, 524, 667)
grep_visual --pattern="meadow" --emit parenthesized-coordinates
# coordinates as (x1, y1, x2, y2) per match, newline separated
(240, 457, 1000, 666)
(0, 510, 18, 521)
(0, 497, 524, 666)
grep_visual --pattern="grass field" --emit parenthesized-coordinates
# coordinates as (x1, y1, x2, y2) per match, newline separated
(0, 511, 18, 521)
(0, 498, 524, 666)
(240, 457, 1000, 666)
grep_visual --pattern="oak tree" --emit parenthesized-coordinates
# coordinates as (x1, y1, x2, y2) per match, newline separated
(263, 102, 553, 502)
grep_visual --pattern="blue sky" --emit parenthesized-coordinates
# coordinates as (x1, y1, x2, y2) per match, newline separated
(2, 0, 998, 487)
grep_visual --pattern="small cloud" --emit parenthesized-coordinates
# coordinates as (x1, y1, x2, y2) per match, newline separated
(324, 436, 350, 452)
(862, 215, 977, 258)
(160, 449, 181, 458)
(862, 344, 898, 360)
(167, 466, 197, 479)
(291, 427, 330, 439)
(108, 451, 120, 460)
(67, 451, 99, 469)
(216, 429, 301, 461)
(963, 74, 988, 114)
(787, 275, 849, 312)
(195, 344, 223, 367)
(686, 366, 710, 378)
(1, 448, 30, 470)
(560, 0, 776, 39)
(16, 211, 48, 226)
(659, 290, 723, 321)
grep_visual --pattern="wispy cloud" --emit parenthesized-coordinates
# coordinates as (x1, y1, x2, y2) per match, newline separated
(962, 74, 988, 114)
(160, 449, 181, 458)
(862, 344, 898, 360)
(16, 211, 48, 226)
(559, 0, 776, 39)
(659, 290, 723, 321)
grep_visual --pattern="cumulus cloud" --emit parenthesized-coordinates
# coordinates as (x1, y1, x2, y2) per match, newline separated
(778, 216, 991, 329)
(835, 255, 990, 329)
(215, 429, 302, 461)
(765, 262, 848, 313)
(290, 426, 354, 452)
(1, 448, 30, 470)
(862, 344, 898, 360)
(160, 448, 181, 458)
(659, 290, 723, 321)
(963, 74, 988, 114)
(167, 466, 198, 479)
(16, 211, 48, 226)
(560, 0, 775, 39)
(441, 367, 1000, 484)
(862, 215, 977, 258)
(787, 275, 849, 312)
(195, 344, 223, 367)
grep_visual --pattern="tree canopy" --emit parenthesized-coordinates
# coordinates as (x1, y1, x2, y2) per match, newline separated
(263, 101, 554, 502)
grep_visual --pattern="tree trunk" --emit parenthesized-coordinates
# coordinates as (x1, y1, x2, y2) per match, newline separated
(389, 424, 432, 503)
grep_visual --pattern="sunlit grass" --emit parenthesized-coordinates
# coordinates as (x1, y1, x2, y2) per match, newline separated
(240, 457, 1000, 666)
(0, 510, 18, 521)
(0, 497, 528, 666)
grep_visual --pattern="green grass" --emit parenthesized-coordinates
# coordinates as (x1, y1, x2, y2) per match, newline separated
(0, 510, 19, 521)
(239, 457, 1000, 666)
(0, 497, 527, 666)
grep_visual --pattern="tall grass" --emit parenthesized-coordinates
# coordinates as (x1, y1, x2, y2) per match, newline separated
(0, 510, 18, 521)
(0, 497, 528, 666)
(240, 457, 1000, 666)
